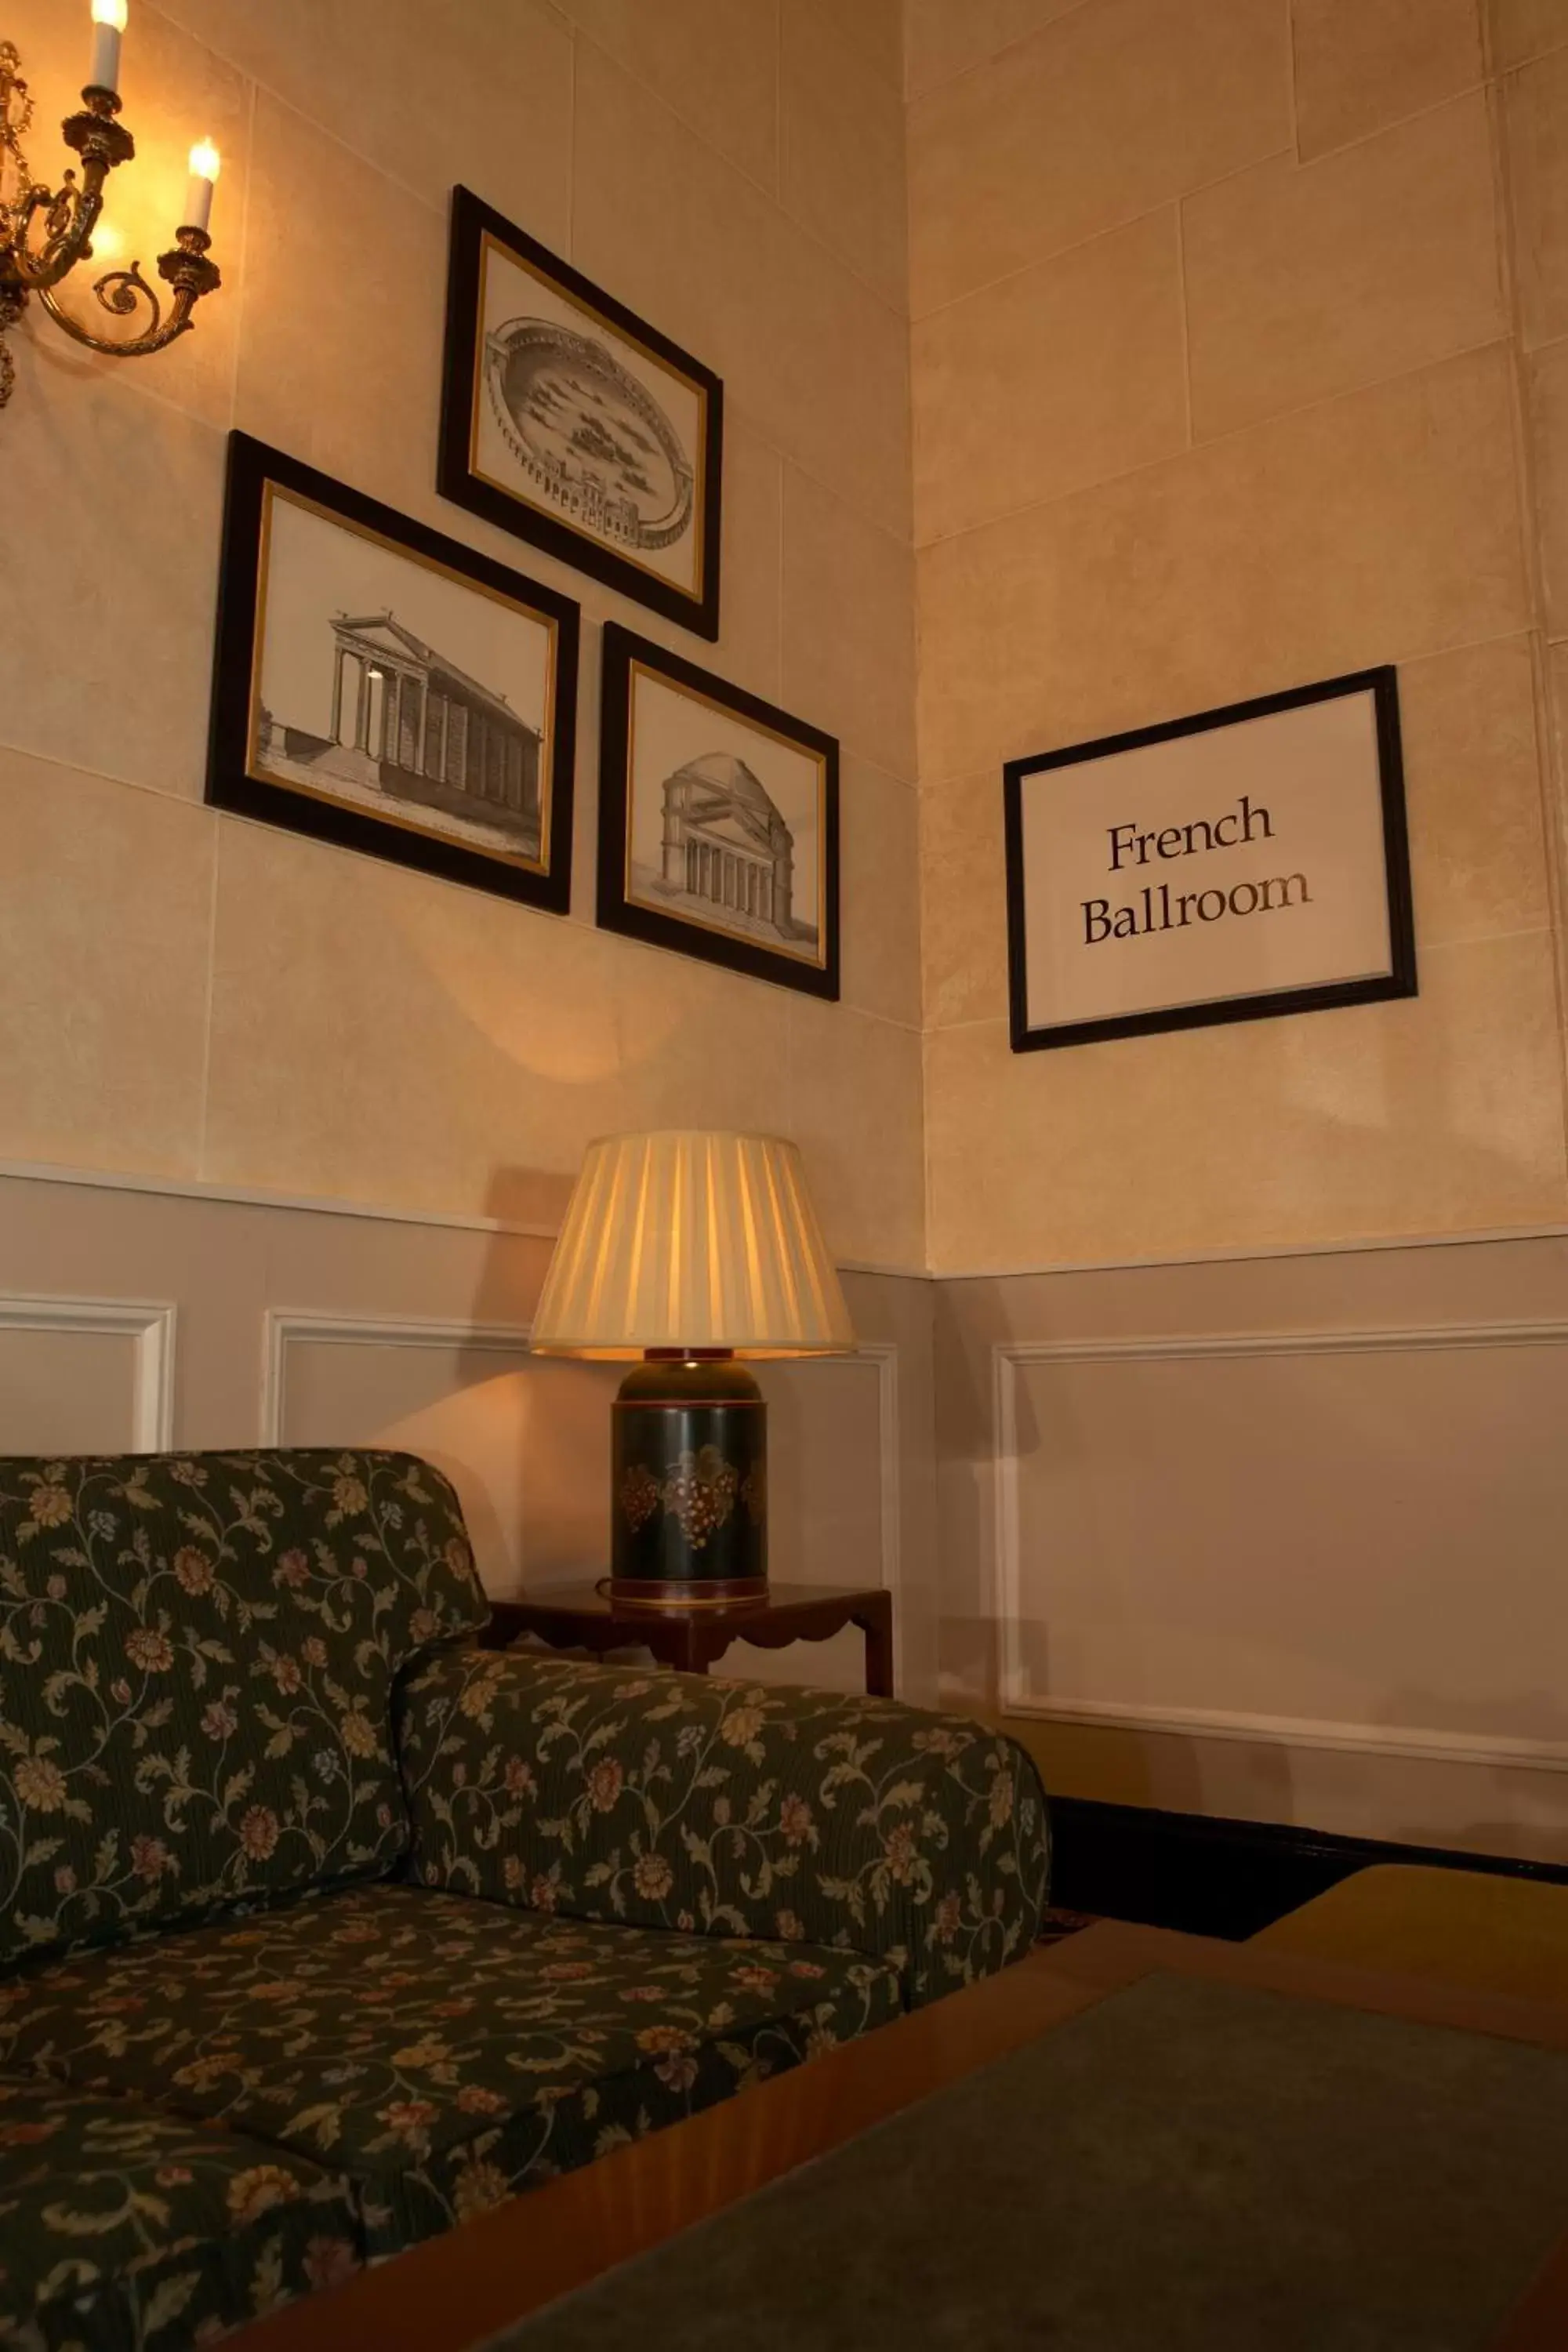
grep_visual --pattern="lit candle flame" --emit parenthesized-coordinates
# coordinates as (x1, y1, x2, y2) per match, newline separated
(88, 0, 127, 94)
(183, 137, 220, 232)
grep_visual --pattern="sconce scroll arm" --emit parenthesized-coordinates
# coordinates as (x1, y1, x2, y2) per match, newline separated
(0, 38, 221, 406)
(34, 223, 218, 358)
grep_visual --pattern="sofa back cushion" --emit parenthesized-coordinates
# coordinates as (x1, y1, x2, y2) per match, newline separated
(0, 1448, 488, 1970)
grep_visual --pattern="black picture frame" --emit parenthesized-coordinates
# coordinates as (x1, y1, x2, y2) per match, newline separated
(1004, 666, 1417, 1052)
(597, 622, 840, 1001)
(439, 187, 724, 642)
(207, 432, 579, 913)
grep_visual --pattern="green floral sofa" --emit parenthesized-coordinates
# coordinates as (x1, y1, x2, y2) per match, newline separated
(0, 1448, 1050, 2349)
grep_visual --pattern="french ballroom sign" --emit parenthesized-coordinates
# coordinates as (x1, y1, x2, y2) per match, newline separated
(1003, 668, 1417, 1052)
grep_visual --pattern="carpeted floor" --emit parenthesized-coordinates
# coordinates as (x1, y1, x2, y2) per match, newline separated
(492, 1969, 1568, 2351)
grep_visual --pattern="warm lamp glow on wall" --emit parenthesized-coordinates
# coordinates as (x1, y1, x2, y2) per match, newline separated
(530, 1132, 855, 1608)
(0, 0, 223, 408)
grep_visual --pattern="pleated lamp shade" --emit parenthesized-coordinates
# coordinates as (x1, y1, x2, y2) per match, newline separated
(529, 1131, 855, 1359)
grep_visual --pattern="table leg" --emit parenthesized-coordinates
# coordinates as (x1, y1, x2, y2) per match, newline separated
(684, 1624, 734, 1675)
(644, 1619, 709, 1675)
(855, 1595, 895, 1698)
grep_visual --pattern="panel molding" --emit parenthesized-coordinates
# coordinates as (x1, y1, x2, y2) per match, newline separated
(260, 1309, 537, 1446)
(0, 1160, 920, 1279)
(263, 1313, 906, 1692)
(6, 1152, 1568, 1285)
(993, 1319, 1568, 1773)
(0, 1294, 176, 1450)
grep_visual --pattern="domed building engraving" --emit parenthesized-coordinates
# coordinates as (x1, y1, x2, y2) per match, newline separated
(603, 627, 837, 999)
(650, 753, 811, 947)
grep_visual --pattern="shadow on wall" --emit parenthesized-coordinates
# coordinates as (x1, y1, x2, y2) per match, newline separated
(304, 1164, 601, 1596)
(1097, 1729, 1298, 1830)
(1381, 1686, 1568, 1869)
(1004, 1699, 1568, 1921)
(478, 1164, 579, 1240)
(931, 1280, 1006, 1706)
(1440, 1820, 1568, 1868)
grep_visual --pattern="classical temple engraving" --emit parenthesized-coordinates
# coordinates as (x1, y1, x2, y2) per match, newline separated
(256, 610, 544, 858)
(648, 753, 808, 944)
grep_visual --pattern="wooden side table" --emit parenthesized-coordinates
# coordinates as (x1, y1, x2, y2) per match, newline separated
(485, 1581, 895, 1697)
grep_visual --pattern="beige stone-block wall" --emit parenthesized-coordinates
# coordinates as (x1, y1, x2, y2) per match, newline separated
(0, 0, 920, 1273)
(909, 0, 1568, 1276)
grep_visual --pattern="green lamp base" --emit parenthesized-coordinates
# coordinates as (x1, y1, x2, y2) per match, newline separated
(610, 1351, 766, 1608)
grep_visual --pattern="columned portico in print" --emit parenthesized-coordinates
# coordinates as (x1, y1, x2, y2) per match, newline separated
(325, 612, 543, 847)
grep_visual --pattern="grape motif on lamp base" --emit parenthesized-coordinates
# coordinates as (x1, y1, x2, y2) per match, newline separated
(612, 1352, 766, 1606)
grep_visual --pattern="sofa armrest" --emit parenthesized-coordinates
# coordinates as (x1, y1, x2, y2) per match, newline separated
(394, 1646, 1049, 2009)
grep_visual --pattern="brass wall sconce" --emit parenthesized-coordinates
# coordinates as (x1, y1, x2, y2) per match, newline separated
(0, 0, 221, 409)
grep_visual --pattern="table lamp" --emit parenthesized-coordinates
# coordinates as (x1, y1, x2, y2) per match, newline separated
(529, 1131, 855, 1609)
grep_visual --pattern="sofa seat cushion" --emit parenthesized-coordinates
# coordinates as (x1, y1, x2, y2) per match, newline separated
(0, 1450, 488, 1973)
(0, 1883, 901, 2256)
(0, 2075, 362, 2349)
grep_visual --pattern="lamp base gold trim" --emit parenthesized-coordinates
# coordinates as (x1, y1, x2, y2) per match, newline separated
(601, 1575, 769, 1612)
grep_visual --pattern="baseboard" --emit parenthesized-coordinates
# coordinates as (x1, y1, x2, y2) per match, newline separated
(1048, 1796, 1568, 1941)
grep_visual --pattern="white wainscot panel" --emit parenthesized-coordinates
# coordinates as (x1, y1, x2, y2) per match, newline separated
(0, 1298, 175, 1454)
(995, 1324, 1568, 1771)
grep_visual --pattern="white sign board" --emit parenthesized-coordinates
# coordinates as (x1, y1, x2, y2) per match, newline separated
(1004, 670, 1416, 1051)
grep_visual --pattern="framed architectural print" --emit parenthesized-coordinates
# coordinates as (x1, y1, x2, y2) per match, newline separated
(597, 622, 840, 1000)
(1004, 667, 1416, 1051)
(439, 187, 724, 641)
(207, 434, 579, 911)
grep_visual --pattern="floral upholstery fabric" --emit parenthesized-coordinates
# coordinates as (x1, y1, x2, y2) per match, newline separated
(0, 1440, 1052, 2352)
(0, 1882, 901, 2261)
(397, 1649, 1051, 2007)
(0, 1451, 488, 1972)
(0, 2075, 361, 2350)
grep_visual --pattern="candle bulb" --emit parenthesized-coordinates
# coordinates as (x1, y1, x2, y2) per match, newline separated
(183, 138, 220, 233)
(88, 0, 127, 94)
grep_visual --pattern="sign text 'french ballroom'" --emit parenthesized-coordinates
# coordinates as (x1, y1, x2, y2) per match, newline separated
(1081, 793, 1311, 945)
